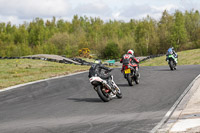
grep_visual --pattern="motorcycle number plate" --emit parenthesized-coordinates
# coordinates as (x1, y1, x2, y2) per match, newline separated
(124, 69, 131, 74)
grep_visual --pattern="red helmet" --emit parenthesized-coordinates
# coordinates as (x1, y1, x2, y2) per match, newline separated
(127, 49, 134, 55)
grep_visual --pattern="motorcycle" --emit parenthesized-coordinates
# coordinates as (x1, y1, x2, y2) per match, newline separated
(166, 49, 178, 70)
(89, 70, 122, 102)
(121, 59, 140, 86)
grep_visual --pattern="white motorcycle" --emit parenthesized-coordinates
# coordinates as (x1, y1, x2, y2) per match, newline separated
(89, 70, 122, 102)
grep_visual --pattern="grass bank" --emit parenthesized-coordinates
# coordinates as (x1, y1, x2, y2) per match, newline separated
(141, 49, 200, 66)
(0, 59, 90, 89)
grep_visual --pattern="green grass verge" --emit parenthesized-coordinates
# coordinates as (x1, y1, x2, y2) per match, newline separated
(141, 48, 200, 66)
(0, 59, 90, 89)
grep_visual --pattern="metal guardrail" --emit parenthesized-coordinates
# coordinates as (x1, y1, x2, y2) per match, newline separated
(139, 54, 164, 62)
(0, 54, 164, 66)
(0, 56, 85, 65)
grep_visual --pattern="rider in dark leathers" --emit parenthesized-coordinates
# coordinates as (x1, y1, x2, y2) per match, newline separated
(88, 60, 112, 80)
(171, 47, 178, 58)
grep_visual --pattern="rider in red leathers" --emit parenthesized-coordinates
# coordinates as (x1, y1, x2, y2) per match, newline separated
(120, 49, 139, 76)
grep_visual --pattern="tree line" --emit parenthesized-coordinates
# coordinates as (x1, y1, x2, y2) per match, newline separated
(0, 10, 200, 59)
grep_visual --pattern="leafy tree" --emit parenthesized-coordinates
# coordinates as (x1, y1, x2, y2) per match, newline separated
(14, 24, 28, 44)
(158, 10, 174, 53)
(170, 10, 188, 50)
(0, 10, 199, 57)
(102, 42, 120, 59)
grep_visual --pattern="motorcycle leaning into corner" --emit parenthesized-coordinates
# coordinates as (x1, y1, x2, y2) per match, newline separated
(120, 54, 140, 86)
(166, 48, 178, 70)
(89, 68, 122, 102)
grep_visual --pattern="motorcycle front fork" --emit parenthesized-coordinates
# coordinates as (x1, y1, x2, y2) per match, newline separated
(108, 80, 119, 95)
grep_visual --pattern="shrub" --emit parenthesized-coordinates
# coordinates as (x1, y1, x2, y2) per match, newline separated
(102, 42, 120, 59)
(78, 48, 90, 58)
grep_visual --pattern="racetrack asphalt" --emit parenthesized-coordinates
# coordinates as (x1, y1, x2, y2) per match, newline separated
(0, 65, 200, 133)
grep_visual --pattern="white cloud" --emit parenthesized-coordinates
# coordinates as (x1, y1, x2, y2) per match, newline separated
(120, 4, 151, 18)
(112, 12, 121, 19)
(72, 2, 112, 17)
(0, 15, 20, 24)
(119, 3, 180, 20)
(180, 0, 200, 11)
(0, 0, 71, 19)
(151, 4, 178, 12)
(0, 0, 200, 25)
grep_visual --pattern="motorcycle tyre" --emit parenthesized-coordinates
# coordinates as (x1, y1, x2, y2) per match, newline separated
(169, 60, 174, 70)
(116, 88, 122, 99)
(97, 85, 110, 102)
(127, 74, 133, 86)
(134, 75, 139, 84)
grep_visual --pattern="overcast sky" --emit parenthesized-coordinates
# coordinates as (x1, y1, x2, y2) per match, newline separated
(0, 0, 199, 25)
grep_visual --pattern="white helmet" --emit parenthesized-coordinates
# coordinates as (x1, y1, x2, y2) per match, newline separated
(127, 49, 134, 55)
(94, 59, 102, 64)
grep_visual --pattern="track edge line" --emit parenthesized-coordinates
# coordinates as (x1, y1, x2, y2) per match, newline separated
(0, 70, 88, 93)
(150, 74, 200, 133)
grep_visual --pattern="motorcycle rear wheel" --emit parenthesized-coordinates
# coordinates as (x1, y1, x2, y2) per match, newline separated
(97, 85, 110, 102)
(134, 76, 139, 84)
(127, 74, 133, 86)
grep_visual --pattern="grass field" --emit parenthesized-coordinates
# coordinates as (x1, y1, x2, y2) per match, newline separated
(0, 59, 90, 89)
(1, 48, 199, 89)
(141, 49, 200, 66)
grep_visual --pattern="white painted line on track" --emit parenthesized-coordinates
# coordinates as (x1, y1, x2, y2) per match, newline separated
(150, 74, 200, 133)
(0, 70, 88, 93)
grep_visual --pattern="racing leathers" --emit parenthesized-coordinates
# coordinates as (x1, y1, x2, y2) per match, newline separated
(172, 50, 178, 58)
(88, 63, 112, 80)
(120, 54, 139, 75)
(166, 48, 178, 61)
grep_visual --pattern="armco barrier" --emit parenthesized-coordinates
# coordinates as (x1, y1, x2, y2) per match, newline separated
(0, 54, 164, 65)
(0, 56, 72, 65)
(140, 54, 164, 62)
(71, 58, 93, 66)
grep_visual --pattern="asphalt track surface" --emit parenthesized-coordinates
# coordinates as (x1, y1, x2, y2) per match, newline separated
(0, 65, 200, 133)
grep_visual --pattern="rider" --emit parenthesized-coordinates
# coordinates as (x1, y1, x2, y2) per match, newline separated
(88, 59, 112, 80)
(171, 47, 178, 58)
(166, 47, 178, 59)
(120, 49, 139, 75)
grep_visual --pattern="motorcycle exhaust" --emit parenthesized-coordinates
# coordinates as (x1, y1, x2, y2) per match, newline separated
(103, 83, 117, 95)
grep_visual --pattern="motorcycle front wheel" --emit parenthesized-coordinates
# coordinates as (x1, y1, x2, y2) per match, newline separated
(97, 85, 110, 102)
(115, 86, 122, 99)
(169, 60, 174, 70)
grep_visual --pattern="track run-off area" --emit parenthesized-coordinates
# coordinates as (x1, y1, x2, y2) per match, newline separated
(0, 65, 200, 133)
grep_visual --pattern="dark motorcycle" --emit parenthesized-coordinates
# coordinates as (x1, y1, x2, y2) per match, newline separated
(89, 69, 122, 102)
(166, 49, 178, 70)
(121, 60, 140, 86)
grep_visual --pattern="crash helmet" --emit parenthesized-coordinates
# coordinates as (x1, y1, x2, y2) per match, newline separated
(127, 49, 134, 55)
(94, 59, 102, 64)
(171, 47, 174, 50)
